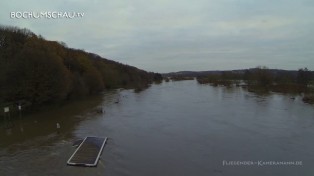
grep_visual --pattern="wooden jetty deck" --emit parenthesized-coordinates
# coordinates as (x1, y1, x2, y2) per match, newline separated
(67, 136, 107, 167)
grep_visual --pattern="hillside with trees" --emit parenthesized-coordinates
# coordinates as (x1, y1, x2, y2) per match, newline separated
(0, 25, 162, 110)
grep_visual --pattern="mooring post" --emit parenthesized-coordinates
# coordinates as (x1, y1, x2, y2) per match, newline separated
(4, 107, 10, 121)
(56, 122, 61, 133)
(18, 104, 22, 119)
(1, 107, 4, 126)
(3, 106, 13, 129)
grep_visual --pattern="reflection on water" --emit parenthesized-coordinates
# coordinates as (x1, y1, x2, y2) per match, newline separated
(1, 80, 314, 176)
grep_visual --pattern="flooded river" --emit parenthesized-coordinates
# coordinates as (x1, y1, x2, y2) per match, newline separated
(1, 80, 314, 176)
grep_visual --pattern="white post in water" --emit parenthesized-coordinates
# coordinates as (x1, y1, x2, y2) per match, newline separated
(4, 107, 10, 120)
(56, 123, 61, 133)
(18, 104, 22, 119)
(3, 107, 11, 129)
(4, 107, 9, 113)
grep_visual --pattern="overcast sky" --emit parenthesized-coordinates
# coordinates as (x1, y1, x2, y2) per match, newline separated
(1, 0, 313, 73)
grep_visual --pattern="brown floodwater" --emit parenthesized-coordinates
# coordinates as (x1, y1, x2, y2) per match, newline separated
(1, 80, 314, 176)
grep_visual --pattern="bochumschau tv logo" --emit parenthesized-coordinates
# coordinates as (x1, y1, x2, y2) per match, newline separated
(10, 11, 85, 19)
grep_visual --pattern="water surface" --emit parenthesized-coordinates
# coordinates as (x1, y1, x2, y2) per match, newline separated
(1, 80, 314, 176)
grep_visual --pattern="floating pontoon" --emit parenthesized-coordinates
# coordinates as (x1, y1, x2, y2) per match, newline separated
(67, 136, 107, 167)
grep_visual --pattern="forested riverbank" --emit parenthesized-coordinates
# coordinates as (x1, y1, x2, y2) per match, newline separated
(0, 25, 162, 113)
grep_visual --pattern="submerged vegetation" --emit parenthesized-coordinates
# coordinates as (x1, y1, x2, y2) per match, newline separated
(170, 76, 194, 81)
(196, 67, 314, 104)
(303, 94, 314, 104)
(0, 25, 162, 111)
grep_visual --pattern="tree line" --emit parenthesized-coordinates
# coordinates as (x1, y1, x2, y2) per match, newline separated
(196, 67, 314, 103)
(0, 25, 162, 110)
(197, 66, 313, 92)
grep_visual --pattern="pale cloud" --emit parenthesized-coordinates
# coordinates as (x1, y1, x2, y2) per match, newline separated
(214, 17, 295, 33)
(0, 0, 313, 72)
